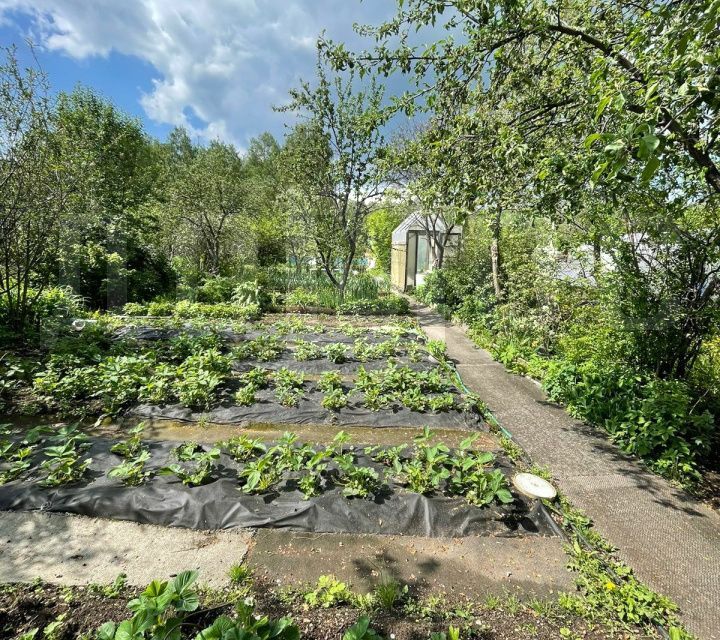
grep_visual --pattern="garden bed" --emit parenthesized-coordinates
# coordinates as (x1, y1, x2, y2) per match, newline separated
(0, 427, 554, 538)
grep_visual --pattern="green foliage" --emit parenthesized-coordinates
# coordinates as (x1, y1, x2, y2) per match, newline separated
(372, 576, 407, 611)
(39, 432, 92, 487)
(222, 436, 267, 462)
(317, 371, 343, 392)
(321, 388, 349, 410)
(303, 575, 354, 609)
(324, 342, 348, 363)
(96, 570, 200, 640)
(366, 207, 405, 273)
(108, 450, 152, 486)
(293, 339, 323, 361)
(342, 616, 384, 640)
(544, 361, 712, 482)
(160, 443, 220, 486)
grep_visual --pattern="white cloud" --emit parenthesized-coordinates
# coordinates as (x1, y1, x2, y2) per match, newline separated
(0, 0, 395, 147)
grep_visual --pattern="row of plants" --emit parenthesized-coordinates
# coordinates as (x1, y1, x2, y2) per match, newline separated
(123, 300, 261, 321)
(236, 336, 424, 364)
(132, 428, 513, 508)
(64, 569, 464, 640)
(232, 363, 474, 414)
(1, 424, 513, 509)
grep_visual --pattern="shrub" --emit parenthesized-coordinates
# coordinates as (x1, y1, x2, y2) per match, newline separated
(337, 295, 409, 316)
(543, 360, 713, 482)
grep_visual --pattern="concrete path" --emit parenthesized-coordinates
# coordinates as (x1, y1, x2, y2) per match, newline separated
(417, 304, 720, 640)
(0, 511, 252, 587)
(246, 530, 572, 599)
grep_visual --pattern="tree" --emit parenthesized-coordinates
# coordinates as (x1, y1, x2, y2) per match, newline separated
(366, 205, 405, 273)
(279, 60, 386, 295)
(0, 45, 66, 333)
(54, 87, 170, 308)
(163, 139, 248, 275)
(324, 0, 720, 379)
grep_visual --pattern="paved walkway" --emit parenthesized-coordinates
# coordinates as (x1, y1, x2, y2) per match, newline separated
(416, 304, 720, 640)
(0, 511, 252, 587)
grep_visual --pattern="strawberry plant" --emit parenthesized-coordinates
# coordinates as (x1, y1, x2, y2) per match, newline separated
(454, 468, 514, 507)
(221, 435, 266, 461)
(428, 393, 455, 412)
(293, 339, 323, 361)
(96, 570, 200, 640)
(161, 443, 219, 486)
(234, 383, 257, 406)
(365, 445, 406, 467)
(110, 424, 146, 458)
(298, 450, 328, 499)
(317, 371, 343, 392)
(324, 342, 349, 364)
(322, 388, 348, 410)
(276, 386, 303, 407)
(336, 458, 383, 499)
(240, 367, 271, 388)
(400, 388, 429, 412)
(274, 367, 305, 389)
(39, 439, 92, 487)
(239, 455, 282, 493)
(0, 443, 34, 485)
(108, 450, 152, 486)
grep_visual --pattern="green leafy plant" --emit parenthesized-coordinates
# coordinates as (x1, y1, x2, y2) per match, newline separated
(239, 455, 282, 494)
(324, 342, 349, 364)
(293, 339, 323, 361)
(303, 575, 354, 609)
(234, 384, 257, 406)
(274, 367, 305, 389)
(373, 576, 407, 611)
(160, 444, 220, 486)
(110, 423, 146, 458)
(96, 570, 200, 640)
(108, 450, 152, 486)
(39, 440, 92, 487)
(342, 616, 384, 640)
(222, 435, 266, 462)
(317, 371, 343, 392)
(322, 388, 348, 410)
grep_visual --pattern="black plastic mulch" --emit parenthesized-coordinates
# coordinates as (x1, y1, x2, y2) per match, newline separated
(0, 438, 556, 538)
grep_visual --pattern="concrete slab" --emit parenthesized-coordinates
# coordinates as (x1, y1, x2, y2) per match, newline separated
(414, 303, 720, 640)
(246, 530, 572, 599)
(0, 511, 253, 587)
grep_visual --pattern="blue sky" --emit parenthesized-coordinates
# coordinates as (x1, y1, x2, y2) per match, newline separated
(0, 1, 408, 149)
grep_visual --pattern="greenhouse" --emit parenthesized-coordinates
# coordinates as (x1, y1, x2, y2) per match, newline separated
(390, 213, 462, 291)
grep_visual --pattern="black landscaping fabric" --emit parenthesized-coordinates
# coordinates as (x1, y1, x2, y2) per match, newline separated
(131, 388, 481, 429)
(0, 438, 556, 538)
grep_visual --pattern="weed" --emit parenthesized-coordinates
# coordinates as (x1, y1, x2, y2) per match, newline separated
(499, 436, 524, 462)
(303, 575, 354, 608)
(228, 563, 252, 585)
(373, 576, 407, 610)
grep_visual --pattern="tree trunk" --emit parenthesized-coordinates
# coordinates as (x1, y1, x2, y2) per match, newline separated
(490, 207, 503, 299)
